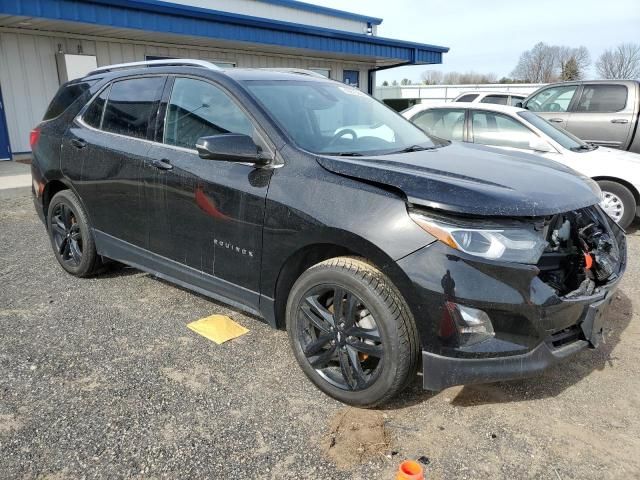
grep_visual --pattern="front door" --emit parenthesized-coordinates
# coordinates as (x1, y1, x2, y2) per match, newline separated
(0, 86, 11, 160)
(523, 83, 580, 130)
(62, 75, 166, 248)
(145, 76, 273, 308)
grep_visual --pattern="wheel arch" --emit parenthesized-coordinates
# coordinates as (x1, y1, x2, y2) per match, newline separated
(42, 179, 93, 227)
(593, 176, 640, 206)
(269, 237, 419, 330)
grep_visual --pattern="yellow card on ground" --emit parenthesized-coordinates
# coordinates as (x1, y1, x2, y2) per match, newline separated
(187, 314, 249, 344)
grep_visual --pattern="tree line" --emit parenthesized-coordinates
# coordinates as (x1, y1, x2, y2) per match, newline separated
(380, 42, 640, 86)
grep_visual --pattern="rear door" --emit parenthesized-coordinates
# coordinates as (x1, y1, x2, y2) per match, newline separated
(523, 83, 580, 129)
(144, 76, 273, 305)
(565, 83, 633, 149)
(62, 75, 166, 248)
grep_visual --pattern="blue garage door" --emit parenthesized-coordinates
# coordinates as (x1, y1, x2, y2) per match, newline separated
(0, 86, 11, 160)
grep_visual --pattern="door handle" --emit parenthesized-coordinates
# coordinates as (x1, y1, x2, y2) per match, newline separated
(151, 158, 173, 170)
(611, 118, 629, 124)
(71, 138, 87, 149)
(548, 118, 563, 123)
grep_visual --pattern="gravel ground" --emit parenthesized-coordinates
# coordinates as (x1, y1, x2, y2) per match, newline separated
(1, 192, 639, 479)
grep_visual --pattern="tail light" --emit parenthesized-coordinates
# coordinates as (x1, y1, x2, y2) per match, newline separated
(29, 128, 41, 149)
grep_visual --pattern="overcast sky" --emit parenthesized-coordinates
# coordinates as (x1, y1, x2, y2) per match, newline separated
(309, 0, 640, 83)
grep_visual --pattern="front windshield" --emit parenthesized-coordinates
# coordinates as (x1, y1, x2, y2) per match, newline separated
(518, 111, 592, 151)
(243, 80, 440, 155)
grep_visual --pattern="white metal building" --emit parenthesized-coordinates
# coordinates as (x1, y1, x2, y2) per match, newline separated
(376, 83, 544, 111)
(0, 0, 448, 159)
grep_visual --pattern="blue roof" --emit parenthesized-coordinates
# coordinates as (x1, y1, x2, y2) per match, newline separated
(0, 0, 448, 64)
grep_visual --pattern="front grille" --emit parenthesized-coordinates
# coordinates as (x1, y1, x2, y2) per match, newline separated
(550, 325, 583, 348)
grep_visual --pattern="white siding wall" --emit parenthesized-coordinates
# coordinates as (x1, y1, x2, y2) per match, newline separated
(167, 0, 369, 34)
(0, 30, 373, 153)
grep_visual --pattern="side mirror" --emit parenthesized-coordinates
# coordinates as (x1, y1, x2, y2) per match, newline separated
(196, 134, 270, 166)
(529, 137, 555, 153)
(515, 101, 523, 108)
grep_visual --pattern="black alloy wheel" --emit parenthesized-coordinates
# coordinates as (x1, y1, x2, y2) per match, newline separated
(47, 190, 103, 277)
(286, 257, 419, 407)
(297, 285, 384, 391)
(50, 203, 83, 267)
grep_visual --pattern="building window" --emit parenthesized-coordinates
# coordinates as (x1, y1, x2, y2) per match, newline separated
(309, 68, 331, 78)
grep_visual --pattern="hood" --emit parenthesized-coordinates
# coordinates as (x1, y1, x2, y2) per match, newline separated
(317, 142, 601, 217)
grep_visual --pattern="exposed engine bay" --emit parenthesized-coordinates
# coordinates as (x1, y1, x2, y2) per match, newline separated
(538, 208, 622, 298)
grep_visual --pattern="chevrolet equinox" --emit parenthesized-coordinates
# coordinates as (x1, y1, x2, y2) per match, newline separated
(31, 60, 627, 406)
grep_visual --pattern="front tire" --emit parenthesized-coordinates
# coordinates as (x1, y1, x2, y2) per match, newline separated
(597, 180, 636, 229)
(286, 257, 419, 407)
(47, 190, 103, 277)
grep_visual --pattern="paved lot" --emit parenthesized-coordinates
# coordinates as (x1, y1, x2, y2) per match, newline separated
(1, 188, 639, 479)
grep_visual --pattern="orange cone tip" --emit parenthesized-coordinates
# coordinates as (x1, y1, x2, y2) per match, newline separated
(396, 460, 424, 480)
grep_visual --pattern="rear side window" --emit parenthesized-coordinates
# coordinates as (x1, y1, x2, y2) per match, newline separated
(83, 85, 110, 129)
(575, 85, 627, 113)
(455, 94, 478, 102)
(480, 95, 509, 105)
(101, 77, 165, 139)
(411, 109, 465, 141)
(43, 82, 93, 120)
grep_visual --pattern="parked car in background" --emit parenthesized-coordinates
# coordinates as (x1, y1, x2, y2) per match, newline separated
(453, 91, 526, 106)
(31, 60, 626, 407)
(520, 80, 640, 154)
(403, 102, 640, 228)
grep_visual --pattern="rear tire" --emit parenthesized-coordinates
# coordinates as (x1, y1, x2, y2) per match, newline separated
(47, 190, 103, 277)
(286, 256, 419, 407)
(597, 180, 636, 229)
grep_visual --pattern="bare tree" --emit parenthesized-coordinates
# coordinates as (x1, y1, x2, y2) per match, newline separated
(596, 43, 640, 79)
(400, 78, 412, 85)
(421, 70, 443, 85)
(511, 42, 559, 82)
(512, 43, 592, 82)
(557, 45, 590, 80)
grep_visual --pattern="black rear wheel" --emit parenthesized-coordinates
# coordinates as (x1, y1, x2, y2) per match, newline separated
(286, 257, 419, 407)
(47, 190, 103, 277)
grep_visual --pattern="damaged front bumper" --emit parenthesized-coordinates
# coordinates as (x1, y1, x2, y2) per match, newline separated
(420, 287, 617, 390)
(397, 208, 626, 391)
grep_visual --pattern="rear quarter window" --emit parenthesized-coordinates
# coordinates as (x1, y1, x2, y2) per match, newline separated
(455, 94, 479, 102)
(43, 81, 94, 121)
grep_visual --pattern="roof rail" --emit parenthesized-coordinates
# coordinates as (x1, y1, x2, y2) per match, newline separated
(261, 68, 329, 79)
(88, 59, 223, 75)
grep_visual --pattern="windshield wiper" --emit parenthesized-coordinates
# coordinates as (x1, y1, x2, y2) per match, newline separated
(326, 152, 364, 156)
(570, 144, 597, 152)
(395, 144, 438, 153)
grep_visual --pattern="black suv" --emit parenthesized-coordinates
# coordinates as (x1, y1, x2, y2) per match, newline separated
(31, 60, 626, 406)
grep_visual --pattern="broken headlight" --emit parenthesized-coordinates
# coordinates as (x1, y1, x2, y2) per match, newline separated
(410, 211, 547, 264)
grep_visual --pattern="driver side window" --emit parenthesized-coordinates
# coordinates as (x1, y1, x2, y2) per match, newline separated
(471, 111, 539, 150)
(526, 85, 578, 112)
(164, 78, 253, 149)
